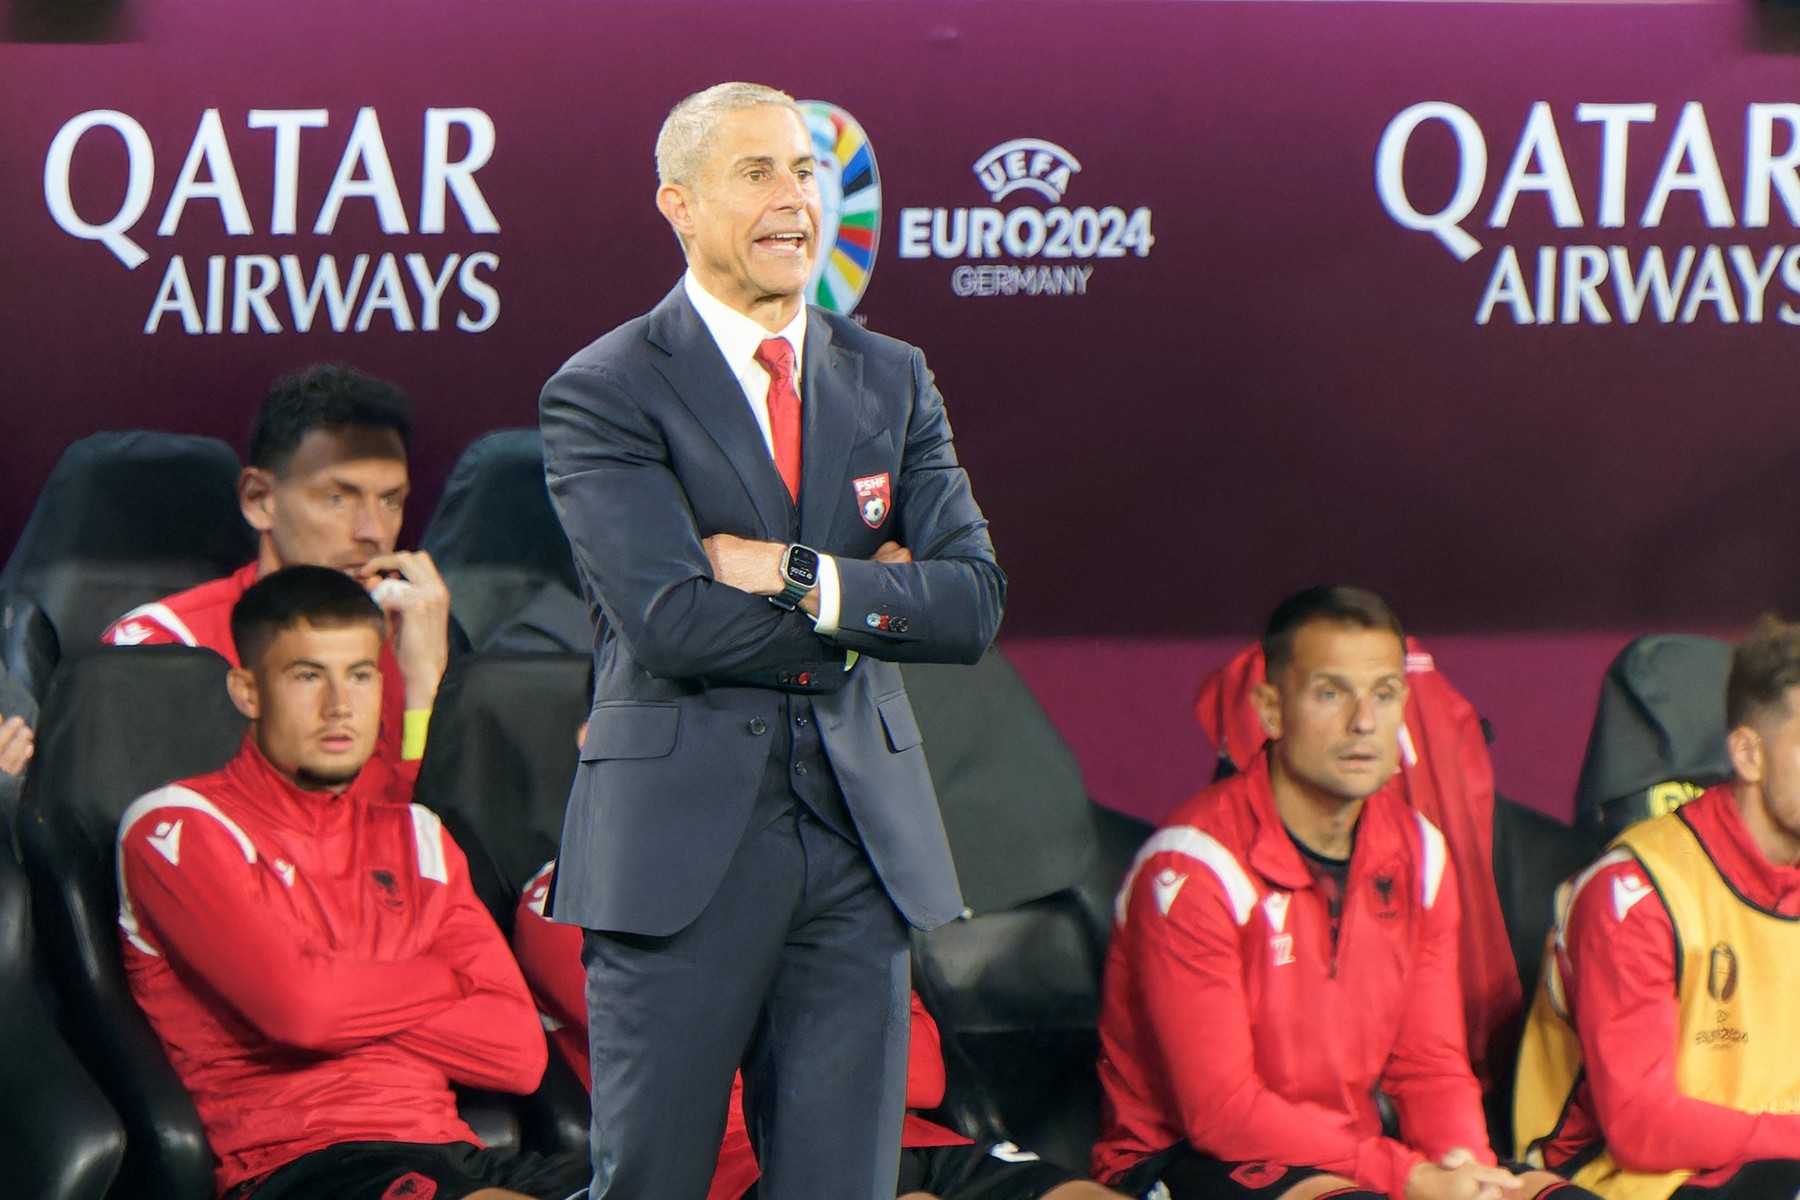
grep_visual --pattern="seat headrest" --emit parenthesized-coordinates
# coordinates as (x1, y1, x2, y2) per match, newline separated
(423, 429, 576, 586)
(1, 431, 251, 581)
(1574, 634, 1731, 835)
(25, 646, 243, 859)
(901, 652, 1095, 914)
(412, 653, 592, 890)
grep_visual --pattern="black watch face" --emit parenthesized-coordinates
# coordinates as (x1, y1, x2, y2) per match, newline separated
(785, 546, 820, 588)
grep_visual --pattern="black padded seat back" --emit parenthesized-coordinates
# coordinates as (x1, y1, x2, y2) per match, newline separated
(421, 430, 581, 651)
(0, 432, 253, 698)
(0, 667, 37, 838)
(1491, 797, 1604, 1000)
(909, 801, 1150, 1172)
(0, 850, 127, 1200)
(413, 653, 591, 917)
(911, 893, 1104, 1171)
(1484, 794, 1603, 1150)
(1575, 635, 1732, 837)
(16, 645, 243, 1200)
(1068, 803, 1155, 956)
(900, 651, 1095, 915)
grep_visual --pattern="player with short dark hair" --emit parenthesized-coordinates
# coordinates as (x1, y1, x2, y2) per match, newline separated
(118, 566, 586, 1200)
(104, 363, 452, 770)
(246, 362, 413, 473)
(1094, 587, 1575, 1200)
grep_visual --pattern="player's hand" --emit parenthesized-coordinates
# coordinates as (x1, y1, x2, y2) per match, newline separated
(0, 715, 33, 778)
(357, 551, 451, 710)
(873, 541, 912, 564)
(1406, 1159, 1521, 1200)
(702, 534, 785, 596)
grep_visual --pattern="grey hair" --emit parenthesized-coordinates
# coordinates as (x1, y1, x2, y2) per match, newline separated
(655, 82, 802, 189)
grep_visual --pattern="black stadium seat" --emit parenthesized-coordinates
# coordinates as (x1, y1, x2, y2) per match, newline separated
(1575, 634, 1733, 838)
(900, 652, 1146, 1170)
(0, 432, 252, 700)
(421, 430, 585, 653)
(1483, 794, 1603, 1148)
(414, 653, 592, 915)
(0, 849, 126, 1200)
(16, 646, 242, 1200)
(911, 802, 1150, 1172)
(411, 652, 604, 1159)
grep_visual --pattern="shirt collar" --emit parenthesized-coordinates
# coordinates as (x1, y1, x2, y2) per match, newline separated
(683, 271, 807, 382)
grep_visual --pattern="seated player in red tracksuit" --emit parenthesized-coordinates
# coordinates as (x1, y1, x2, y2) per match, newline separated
(102, 363, 453, 774)
(1092, 587, 1586, 1200)
(117, 566, 588, 1200)
(512, 859, 1137, 1200)
(1515, 618, 1800, 1200)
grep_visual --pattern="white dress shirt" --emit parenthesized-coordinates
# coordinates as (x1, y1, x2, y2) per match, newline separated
(683, 272, 843, 635)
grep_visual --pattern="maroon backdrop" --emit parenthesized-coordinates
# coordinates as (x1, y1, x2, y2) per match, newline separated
(4, 0, 1792, 818)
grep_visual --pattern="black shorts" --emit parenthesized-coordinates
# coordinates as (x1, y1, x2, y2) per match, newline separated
(1673, 1160, 1800, 1200)
(897, 1140, 1083, 1200)
(1107, 1144, 1354, 1200)
(226, 1140, 590, 1200)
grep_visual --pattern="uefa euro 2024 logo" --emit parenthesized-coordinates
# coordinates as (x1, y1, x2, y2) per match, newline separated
(798, 100, 881, 317)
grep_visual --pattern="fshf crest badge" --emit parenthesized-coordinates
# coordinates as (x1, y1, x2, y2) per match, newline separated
(854, 472, 891, 529)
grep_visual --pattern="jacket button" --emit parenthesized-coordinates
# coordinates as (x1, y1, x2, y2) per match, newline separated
(749, 718, 767, 735)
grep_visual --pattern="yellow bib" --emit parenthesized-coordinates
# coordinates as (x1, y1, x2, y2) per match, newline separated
(1515, 811, 1800, 1200)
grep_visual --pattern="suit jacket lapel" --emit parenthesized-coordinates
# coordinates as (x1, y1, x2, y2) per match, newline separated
(799, 310, 863, 546)
(645, 285, 794, 537)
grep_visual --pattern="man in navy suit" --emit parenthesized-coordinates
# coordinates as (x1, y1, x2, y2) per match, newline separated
(539, 82, 1006, 1200)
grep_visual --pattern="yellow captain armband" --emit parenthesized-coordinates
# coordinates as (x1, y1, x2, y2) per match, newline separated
(402, 709, 432, 761)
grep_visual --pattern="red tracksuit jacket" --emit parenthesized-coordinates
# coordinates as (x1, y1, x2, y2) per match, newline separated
(1092, 756, 1491, 1199)
(118, 738, 546, 1195)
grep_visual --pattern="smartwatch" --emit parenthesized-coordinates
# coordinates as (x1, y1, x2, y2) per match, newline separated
(769, 543, 821, 610)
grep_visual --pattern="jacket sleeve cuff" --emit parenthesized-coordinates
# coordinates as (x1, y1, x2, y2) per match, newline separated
(402, 709, 431, 761)
(1357, 1137, 1426, 1200)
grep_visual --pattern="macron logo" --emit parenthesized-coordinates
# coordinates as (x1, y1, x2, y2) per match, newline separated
(111, 620, 154, 646)
(1263, 891, 1291, 933)
(1152, 867, 1189, 916)
(273, 859, 296, 888)
(146, 819, 183, 866)
(1613, 873, 1654, 922)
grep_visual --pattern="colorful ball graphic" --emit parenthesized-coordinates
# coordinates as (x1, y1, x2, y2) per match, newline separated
(798, 100, 880, 316)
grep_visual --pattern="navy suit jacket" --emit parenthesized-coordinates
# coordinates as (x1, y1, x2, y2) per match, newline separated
(540, 284, 1006, 938)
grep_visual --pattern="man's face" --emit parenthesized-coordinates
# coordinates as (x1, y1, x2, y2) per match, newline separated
(659, 104, 821, 325)
(242, 426, 410, 575)
(1256, 622, 1408, 806)
(234, 622, 383, 792)
(1735, 690, 1800, 860)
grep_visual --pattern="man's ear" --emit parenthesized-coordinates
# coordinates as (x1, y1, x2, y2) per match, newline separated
(226, 667, 260, 722)
(1251, 680, 1284, 741)
(238, 467, 276, 533)
(656, 182, 696, 242)
(1728, 723, 1765, 785)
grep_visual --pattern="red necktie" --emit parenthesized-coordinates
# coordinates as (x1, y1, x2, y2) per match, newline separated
(754, 337, 803, 501)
